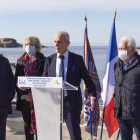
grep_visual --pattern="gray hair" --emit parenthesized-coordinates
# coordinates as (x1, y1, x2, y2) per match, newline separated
(56, 31, 70, 42)
(23, 36, 42, 52)
(120, 37, 136, 49)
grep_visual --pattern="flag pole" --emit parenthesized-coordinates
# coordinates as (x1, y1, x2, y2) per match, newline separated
(114, 9, 117, 19)
(100, 9, 118, 140)
(116, 129, 120, 140)
(84, 15, 93, 140)
(100, 120, 104, 140)
(114, 8, 120, 140)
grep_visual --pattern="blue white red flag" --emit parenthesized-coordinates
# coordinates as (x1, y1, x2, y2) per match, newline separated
(101, 18, 119, 137)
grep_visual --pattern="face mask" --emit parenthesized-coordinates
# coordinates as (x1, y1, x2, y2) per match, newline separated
(25, 45, 35, 54)
(118, 48, 132, 60)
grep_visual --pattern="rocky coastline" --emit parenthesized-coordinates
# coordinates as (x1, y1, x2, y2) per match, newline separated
(0, 38, 48, 48)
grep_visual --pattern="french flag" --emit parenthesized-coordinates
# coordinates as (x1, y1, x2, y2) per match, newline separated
(101, 18, 119, 137)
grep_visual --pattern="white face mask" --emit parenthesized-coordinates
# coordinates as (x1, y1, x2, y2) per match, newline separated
(118, 48, 132, 60)
(118, 50, 128, 60)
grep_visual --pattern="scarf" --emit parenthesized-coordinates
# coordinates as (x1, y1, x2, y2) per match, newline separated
(23, 53, 37, 134)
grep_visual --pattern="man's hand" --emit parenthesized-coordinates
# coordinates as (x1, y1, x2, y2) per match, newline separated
(88, 96, 96, 111)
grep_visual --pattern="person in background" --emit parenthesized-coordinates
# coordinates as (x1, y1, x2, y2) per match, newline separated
(114, 37, 140, 140)
(43, 31, 97, 140)
(15, 36, 45, 140)
(0, 53, 15, 140)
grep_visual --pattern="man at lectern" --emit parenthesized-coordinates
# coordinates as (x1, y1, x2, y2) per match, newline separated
(43, 31, 97, 140)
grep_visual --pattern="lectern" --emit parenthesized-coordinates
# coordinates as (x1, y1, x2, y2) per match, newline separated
(18, 76, 78, 140)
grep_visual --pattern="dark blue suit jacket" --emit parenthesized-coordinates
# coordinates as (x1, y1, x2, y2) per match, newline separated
(43, 51, 96, 112)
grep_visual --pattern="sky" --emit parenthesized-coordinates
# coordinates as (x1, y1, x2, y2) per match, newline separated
(0, 0, 140, 46)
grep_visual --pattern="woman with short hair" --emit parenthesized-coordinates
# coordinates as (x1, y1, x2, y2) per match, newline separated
(15, 36, 45, 140)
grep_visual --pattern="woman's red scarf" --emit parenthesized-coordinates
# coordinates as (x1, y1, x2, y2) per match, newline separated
(23, 53, 37, 134)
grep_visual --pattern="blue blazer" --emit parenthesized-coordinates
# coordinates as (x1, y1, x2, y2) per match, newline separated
(43, 51, 96, 112)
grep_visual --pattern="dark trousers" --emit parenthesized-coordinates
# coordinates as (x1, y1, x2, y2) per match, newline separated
(0, 115, 8, 140)
(118, 116, 140, 140)
(63, 99, 82, 140)
(22, 112, 37, 140)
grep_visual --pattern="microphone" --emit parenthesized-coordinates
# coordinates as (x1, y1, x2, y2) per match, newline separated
(24, 57, 51, 76)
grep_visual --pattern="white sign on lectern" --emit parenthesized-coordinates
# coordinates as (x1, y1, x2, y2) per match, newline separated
(18, 76, 62, 88)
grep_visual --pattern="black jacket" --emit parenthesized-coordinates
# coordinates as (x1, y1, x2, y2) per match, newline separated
(113, 52, 140, 119)
(0, 54, 15, 115)
(43, 51, 96, 112)
(15, 52, 45, 112)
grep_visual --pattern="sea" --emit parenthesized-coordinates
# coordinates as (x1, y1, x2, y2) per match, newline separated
(1, 47, 139, 105)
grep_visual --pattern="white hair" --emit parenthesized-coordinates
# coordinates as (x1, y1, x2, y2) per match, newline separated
(120, 37, 136, 49)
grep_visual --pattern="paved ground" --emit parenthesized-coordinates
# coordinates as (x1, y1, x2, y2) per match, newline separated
(6, 129, 137, 140)
(8, 103, 137, 140)
(6, 132, 79, 140)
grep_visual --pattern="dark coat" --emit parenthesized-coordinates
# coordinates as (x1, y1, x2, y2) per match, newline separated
(15, 52, 45, 112)
(0, 54, 15, 115)
(43, 51, 97, 112)
(113, 52, 140, 119)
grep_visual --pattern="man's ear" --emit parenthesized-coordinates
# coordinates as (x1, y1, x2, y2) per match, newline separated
(68, 41, 70, 46)
(132, 47, 136, 52)
(66, 41, 70, 48)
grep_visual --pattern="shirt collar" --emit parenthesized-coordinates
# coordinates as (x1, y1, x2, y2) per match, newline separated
(128, 54, 135, 64)
(124, 54, 135, 64)
(57, 50, 69, 59)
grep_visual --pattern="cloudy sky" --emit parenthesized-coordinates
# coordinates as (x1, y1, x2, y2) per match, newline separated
(0, 0, 140, 46)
